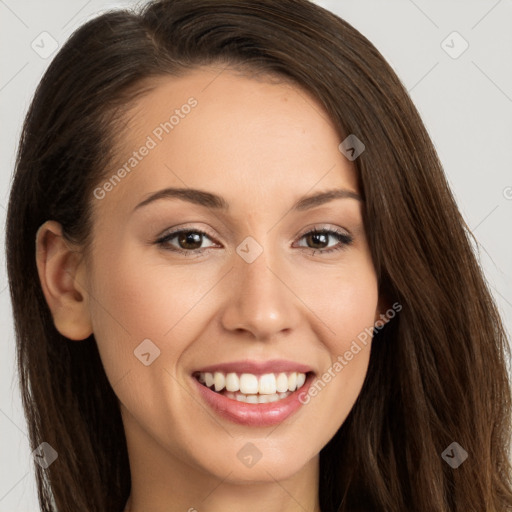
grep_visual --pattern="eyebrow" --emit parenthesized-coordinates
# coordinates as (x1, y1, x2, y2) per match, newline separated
(133, 187, 363, 213)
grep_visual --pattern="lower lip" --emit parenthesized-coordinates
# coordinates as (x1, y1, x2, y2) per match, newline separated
(193, 373, 315, 427)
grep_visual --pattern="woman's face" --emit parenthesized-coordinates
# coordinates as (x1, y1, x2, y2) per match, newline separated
(82, 67, 386, 484)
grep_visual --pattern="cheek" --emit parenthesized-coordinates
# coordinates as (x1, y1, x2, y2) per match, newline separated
(88, 246, 207, 339)
(85, 251, 204, 423)
(85, 244, 228, 392)
(294, 261, 378, 410)
(293, 258, 379, 345)
(85, 249, 188, 383)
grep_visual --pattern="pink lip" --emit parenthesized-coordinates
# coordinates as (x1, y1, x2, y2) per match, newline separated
(192, 372, 315, 427)
(194, 359, 314, 376)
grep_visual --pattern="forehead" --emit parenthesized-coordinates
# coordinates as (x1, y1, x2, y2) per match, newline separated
(94, 67, 359, 216)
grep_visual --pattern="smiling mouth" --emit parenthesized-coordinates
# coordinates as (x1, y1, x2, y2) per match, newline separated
(193, 371, 311, 404)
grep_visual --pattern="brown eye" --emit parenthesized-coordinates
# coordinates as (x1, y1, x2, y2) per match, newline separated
(295, 228, 353, 254)
(177, 231, 203, 250)
(156, 229, 218, 255)
(304, 231, 329, 249)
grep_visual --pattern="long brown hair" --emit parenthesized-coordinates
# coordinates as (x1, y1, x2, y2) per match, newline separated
(6, 0, 512, 510)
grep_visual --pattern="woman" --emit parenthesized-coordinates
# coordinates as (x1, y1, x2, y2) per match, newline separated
(5, 0, 512, 510)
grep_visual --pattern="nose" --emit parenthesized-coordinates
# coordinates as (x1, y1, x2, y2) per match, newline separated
(220, 249, 302, 340)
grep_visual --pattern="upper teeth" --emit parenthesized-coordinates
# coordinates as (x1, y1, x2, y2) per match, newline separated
(197, 371, 307, 394)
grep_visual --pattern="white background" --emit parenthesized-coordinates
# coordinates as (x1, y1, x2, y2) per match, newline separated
(1, 0, 511, 510)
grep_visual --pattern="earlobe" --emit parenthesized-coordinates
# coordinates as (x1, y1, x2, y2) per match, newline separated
(35, 220, 93, 341)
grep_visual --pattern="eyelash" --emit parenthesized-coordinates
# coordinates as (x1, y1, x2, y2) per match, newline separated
(155, 226, 353, 257)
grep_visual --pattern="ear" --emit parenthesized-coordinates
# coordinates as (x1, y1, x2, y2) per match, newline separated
(35, 220, 93, 340)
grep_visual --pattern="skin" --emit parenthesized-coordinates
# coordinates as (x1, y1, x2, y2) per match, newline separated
(36, 67, 390, 512)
